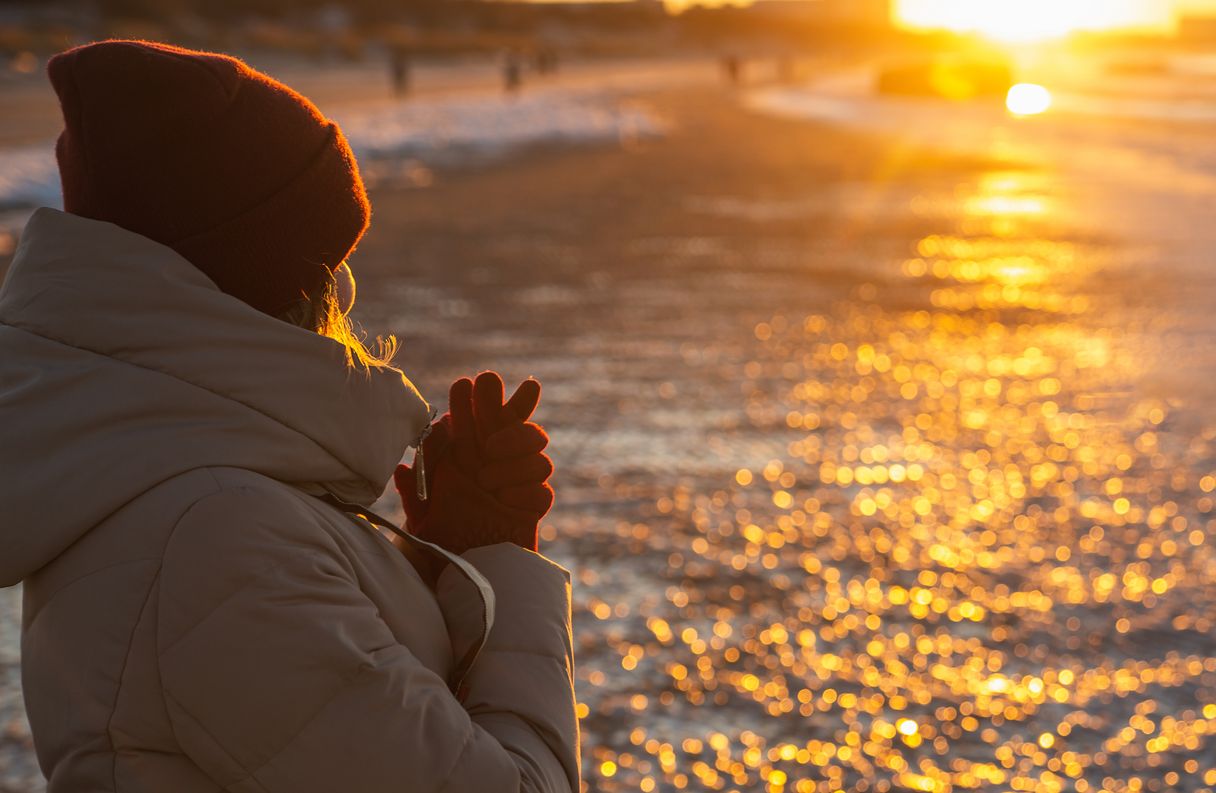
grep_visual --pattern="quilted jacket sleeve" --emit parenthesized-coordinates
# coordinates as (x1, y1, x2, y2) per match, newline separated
(436, 543, 581, 793)
(156, 487, 580, 793)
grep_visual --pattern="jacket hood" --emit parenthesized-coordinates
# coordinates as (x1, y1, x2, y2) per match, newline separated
(0, 208, 430, 586)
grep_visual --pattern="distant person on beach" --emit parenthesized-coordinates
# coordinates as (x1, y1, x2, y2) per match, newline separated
(0, 40, 579, 792)
(723, 54, 743, 86)
(389, 43, 410, 97)
(504, 49, 523, 93)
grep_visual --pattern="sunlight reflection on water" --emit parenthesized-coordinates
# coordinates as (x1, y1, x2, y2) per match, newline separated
(573, 162, 1215, 793)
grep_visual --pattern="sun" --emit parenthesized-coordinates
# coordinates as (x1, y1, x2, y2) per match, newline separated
(894, 0, 1172, 43)
(1006, 83, 1053, 115)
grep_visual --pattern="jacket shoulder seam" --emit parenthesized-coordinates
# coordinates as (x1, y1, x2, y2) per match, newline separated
(153, 485, 294, 659)
(20, 558, 161, 638)
(15, 465, 227, 631)
(107, 567, 163, 792)
(154, 485, 377, 780)
(107, 473, 227, 790)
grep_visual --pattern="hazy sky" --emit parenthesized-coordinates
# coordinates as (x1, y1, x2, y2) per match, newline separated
(902, 0, 1216, 11)
(894, 0, 1216, 34)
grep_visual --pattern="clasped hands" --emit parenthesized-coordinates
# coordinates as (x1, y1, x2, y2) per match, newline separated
(393, 371, 554, 566)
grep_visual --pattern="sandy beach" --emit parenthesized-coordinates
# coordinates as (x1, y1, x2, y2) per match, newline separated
(4, 52, 1216, 793)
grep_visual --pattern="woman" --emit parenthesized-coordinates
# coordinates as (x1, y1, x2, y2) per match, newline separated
(0, 40, 579, 792)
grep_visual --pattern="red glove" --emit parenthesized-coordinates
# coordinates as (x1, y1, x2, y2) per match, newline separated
(468, 372, 555, 516)
(395, 372, 554, 556)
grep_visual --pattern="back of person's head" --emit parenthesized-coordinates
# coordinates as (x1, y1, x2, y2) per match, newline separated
(47, 39, 380, 358)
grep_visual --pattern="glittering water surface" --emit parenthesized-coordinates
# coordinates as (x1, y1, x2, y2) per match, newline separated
(394, 162, 1216, 793)
(572, 293, 1216, 791)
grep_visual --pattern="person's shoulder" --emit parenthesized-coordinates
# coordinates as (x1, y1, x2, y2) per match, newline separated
(154, 469, 368, 663)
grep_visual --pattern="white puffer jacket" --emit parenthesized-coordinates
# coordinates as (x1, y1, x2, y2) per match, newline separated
(0, 208, 580, 792)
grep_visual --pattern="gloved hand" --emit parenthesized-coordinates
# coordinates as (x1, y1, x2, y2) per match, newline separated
(394, 372, 554, 556)
(468, 372, 555, 517)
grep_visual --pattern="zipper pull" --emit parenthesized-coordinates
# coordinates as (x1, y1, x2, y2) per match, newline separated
(413, 407, 440, 503)
(415, 443, 428, 502)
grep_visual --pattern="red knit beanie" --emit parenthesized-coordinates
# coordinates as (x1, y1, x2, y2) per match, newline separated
(47, 39, 371, 317)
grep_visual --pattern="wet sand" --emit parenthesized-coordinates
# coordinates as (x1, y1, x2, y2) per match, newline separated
(4, 72, 1216, 793)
